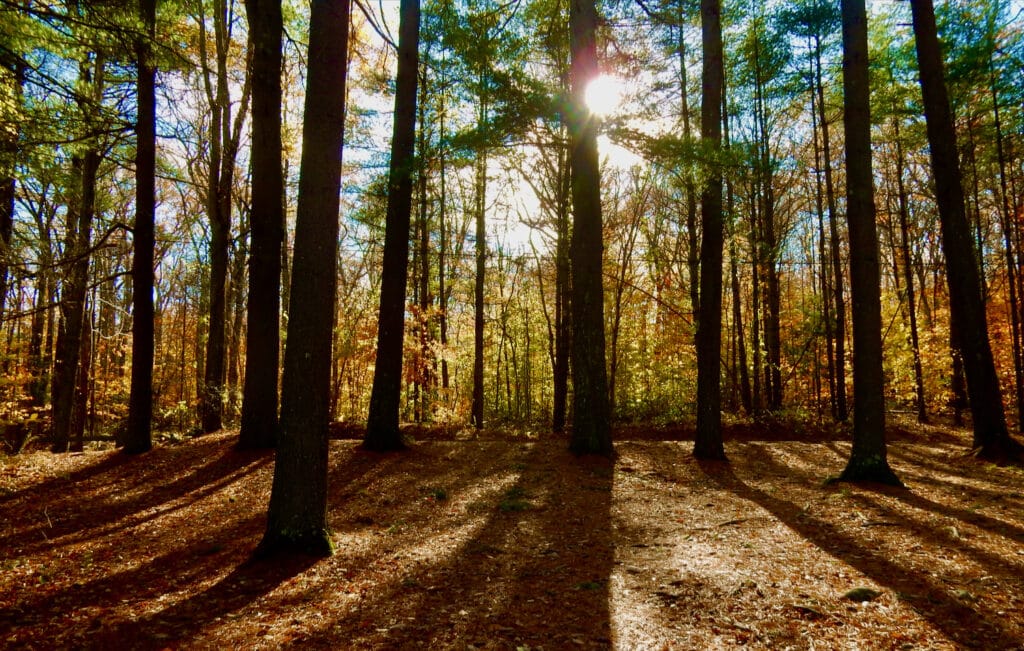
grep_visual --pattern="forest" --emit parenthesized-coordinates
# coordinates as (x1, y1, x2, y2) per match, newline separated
(2, 0, 1024, 647)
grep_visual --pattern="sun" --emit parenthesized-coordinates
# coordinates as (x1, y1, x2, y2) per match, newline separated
(584, 75, 624, 119)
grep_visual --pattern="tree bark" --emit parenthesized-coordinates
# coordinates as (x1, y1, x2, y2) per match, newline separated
(837, 0, 899, 485)
(815, 33, 847, 422)
(238, 0, 284, 450)
(125, 0, 157, 454)
(892, 118, 928, 424)
(52, 149, 100, 453)
(693, 0, 726, 460)
(471, 145, 486, 429)
(199, 0, 251, 434)
(909, 0, 1020, 460)
(259, 0, 350, 558)
(365, 0, 420, 451)
(567, 0, 612, 457)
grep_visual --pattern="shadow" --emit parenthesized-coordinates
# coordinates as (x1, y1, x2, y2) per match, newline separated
(89, 549, 317, 650)
(301, 441, 615, 648)
(695, 452, 1022, 649)
(749, 441, 1024, 568)
(0, 439, 271, 558)
(0, 512, 264, 636)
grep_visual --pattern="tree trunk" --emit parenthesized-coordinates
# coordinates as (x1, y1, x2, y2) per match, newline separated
(552, 144, 571, 433)
(259, 0, 350, 558)
(471, 145, 486, 429)
(52, 148, 100, 453)
(836, 0, 900, 485)
(238, 0, 285, 446)
(125, 0, 157, 454)
(810, 64, 836, 418)
(199, 0, 251, 434)
(365, 0, 420, 451)
(693, 0, 726, 460)
(990, 68, 1024, 432)
(909, 0, 1020, 460)
(816, 33, 848, 422)
(567, 0, 612, 457)
(892, 118, 928, 424)
(0, 58, 20, 323)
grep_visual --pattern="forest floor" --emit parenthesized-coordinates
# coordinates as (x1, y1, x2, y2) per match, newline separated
(1, 417, 1023, 650)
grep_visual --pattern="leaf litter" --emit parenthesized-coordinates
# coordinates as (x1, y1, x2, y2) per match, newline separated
(1, 416, 1022, 649)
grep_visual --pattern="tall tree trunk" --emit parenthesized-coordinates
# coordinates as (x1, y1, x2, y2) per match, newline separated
(723, 81, 750, 415)
(416, 63, 431, 422)
(568, 0, 612, 457)
(199, 0, 251, 434)
(815, 33, 848, 422)
(125, 0, 157, 454)
(52, 49, 105, 453)
(810, 63, 836, 418)
(892, 118, 928, 424)
(990, 68, 1024, 432)
(52, 148, 101, 453)
(259, 0, 350, 558)
(693, 0, 725, 460)
(677, 3, 699, 320)
(909, 0, 1020, 460)
(837, 0, 899, 484)
(471, 144, 486, 429)
(438, 122, 449, 392)
(239, 0, 285, 447)
(552, 142, 571, 433)
(0, 58, 20, 323)
(365, 0, 420, 451)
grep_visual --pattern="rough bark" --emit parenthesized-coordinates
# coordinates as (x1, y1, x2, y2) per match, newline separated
(259, 0, 350, 558)
(567, 0, 612, 457)
(693, 0, 726, 460)
(52, 149, 100, 453)
(909, 0, 1020, 461)
(837, 0, 900, 485)
(365, 0, 420, 452)
(125, 0, 157, 455)
(238, 0, 284, 450)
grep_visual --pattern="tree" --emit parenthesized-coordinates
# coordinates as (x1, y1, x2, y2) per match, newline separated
(693, 0, 725, 460)
(364, 0, 421, 452)
(124, 0, 157, 455)
(197, 0, 251, 434)
(909, 0, 1022, 461)
(567, 0, 611, 457)
(51, 46, 106, 453)
(0, 55, 18, 323)
(259, 0, 350, 557)
(836, 0, 900, 485)
(238, 0, 284, 450)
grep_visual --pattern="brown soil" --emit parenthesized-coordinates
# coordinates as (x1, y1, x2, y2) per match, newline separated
(1, 417, 1023, 649)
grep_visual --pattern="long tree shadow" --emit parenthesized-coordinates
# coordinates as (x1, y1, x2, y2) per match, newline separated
(0, 440, 272, 557)
(88, 546, 318, 650)
(802, 441, 1024, 543)
(301, 440, 615, 648)
(696, 455, 1021, 649)
(749, 441, 1024, 589)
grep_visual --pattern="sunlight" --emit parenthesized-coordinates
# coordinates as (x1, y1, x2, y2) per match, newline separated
(585, 75, 625, 119)
(598, 135, 644, 170)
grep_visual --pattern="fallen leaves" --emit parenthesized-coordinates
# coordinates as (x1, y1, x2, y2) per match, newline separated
(0, 419, 1022, 649)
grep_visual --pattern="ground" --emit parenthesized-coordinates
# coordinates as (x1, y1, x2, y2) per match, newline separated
(1, 417, 1023, 650)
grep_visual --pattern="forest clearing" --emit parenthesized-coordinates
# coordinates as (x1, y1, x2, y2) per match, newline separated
(2, 418, 1023, 650)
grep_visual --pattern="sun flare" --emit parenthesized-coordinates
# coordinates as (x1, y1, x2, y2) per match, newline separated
(584, 75, 624, 119)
